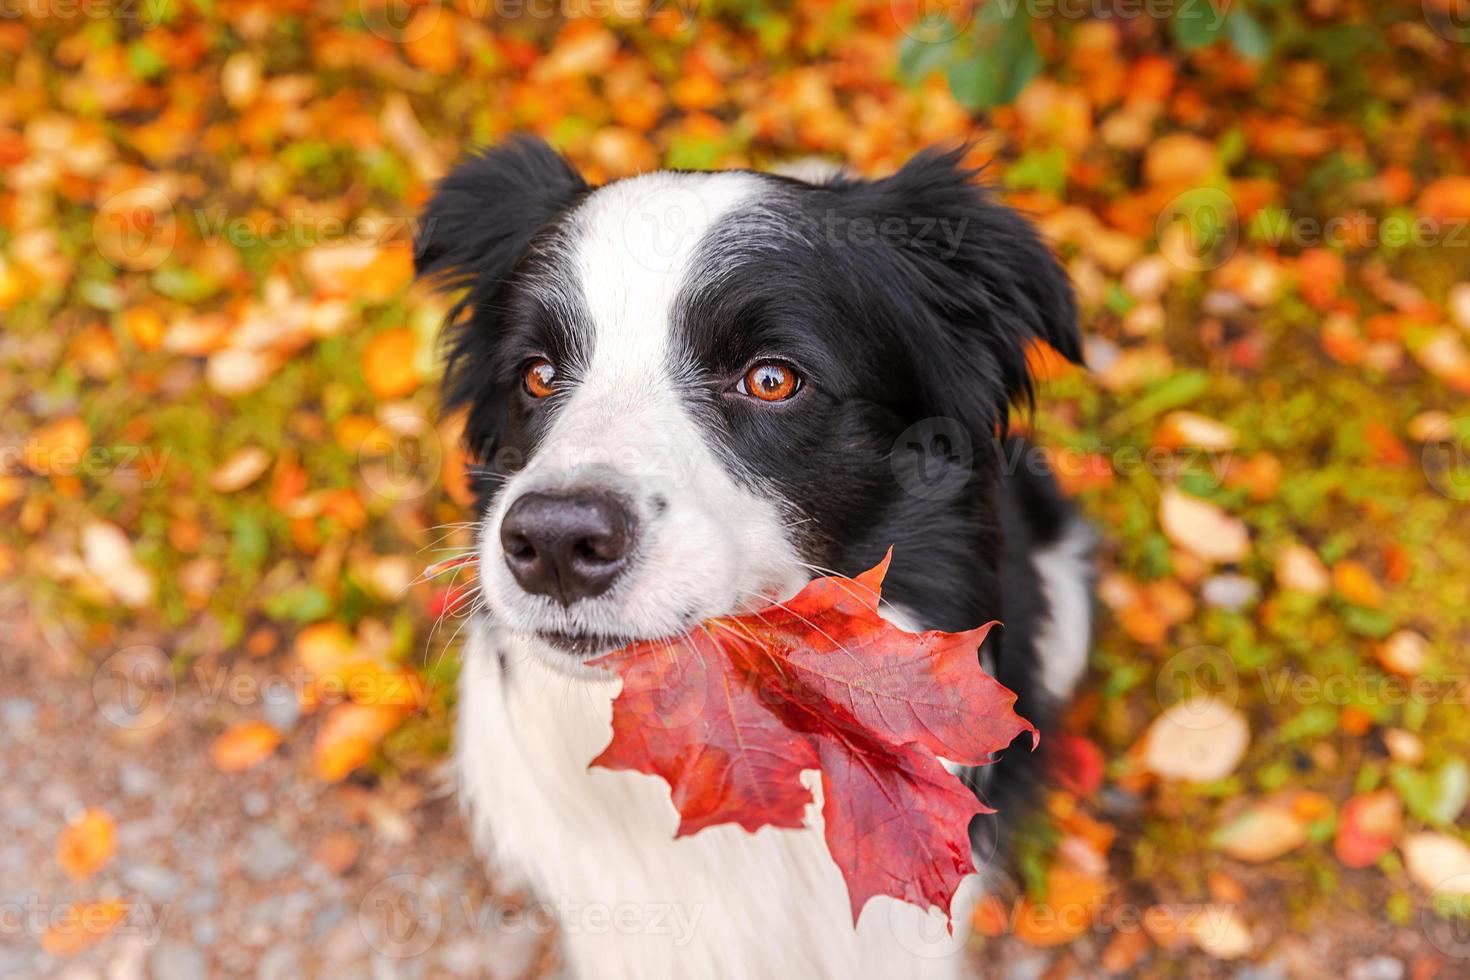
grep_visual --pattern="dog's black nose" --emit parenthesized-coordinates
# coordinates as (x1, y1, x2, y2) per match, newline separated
(499, 491, 636, 604)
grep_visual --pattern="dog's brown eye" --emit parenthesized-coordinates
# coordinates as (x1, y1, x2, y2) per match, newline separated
(524, 358, 556, 399)
(739, 362, 799, 402)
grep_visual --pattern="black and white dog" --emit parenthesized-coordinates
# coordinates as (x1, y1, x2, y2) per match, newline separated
(415, 138, 1093, 979)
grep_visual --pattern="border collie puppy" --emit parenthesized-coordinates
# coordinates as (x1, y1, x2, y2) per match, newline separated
(415, 137, 1093, 980)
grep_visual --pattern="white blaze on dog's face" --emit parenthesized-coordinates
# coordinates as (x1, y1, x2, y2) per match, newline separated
(416, 139, 1084, 673)
(473, 171, 808, 667)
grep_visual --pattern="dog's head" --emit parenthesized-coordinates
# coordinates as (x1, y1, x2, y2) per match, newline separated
(416, 138, 1080, 671)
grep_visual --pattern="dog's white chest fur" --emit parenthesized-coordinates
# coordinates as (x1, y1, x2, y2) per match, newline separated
(457, 625, 976, 980)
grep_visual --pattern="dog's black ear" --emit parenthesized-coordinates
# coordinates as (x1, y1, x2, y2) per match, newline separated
(838, 147, 1081, 430)
(415, 135, 589, 303)
(415, 137, 588, 467)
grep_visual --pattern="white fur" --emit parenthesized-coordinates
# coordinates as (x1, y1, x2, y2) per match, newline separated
(768, 157, 848, 184)
(1031, 519, 1096, 701)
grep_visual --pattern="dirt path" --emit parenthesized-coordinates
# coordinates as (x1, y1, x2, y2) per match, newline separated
(1, 583, 1452, 980)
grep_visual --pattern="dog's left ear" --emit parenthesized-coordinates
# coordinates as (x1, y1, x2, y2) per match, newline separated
(836, 147, 1083, 429)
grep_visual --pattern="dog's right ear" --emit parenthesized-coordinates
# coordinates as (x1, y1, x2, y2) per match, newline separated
(414, 136, 589, 302)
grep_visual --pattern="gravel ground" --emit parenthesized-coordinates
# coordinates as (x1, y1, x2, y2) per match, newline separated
(0, 593, 552, 980)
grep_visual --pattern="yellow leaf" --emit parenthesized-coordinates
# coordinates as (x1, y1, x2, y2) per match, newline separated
(1332, 559, 1383, 608)
(209, 447, 273, 494)
(313, 702, 408, 782)
(121, 307, 165, 351)
(295, 623, 426, 709)
(58, 809, 116, 882)
(25, 416, 90, 477)
(362, 328, 420, 399)
(81, 521, 155, 608)
(402, 7, 460, 74)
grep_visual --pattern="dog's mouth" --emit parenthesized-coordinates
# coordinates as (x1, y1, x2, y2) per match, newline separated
(534, 630, 642, 657)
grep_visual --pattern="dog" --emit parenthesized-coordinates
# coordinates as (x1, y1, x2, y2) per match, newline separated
(414, 137, 1093, 979)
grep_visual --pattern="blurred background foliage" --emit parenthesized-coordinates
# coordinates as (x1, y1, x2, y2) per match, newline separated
(3, 0, 1470, 973)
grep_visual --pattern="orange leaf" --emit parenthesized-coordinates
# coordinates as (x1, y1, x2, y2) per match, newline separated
(1296, 249, 1344, 311)
(1364, 421, 1410, 468)
(40, 901, 127, 957)
(1012, 865, 1110, 947)
(671, 70, 724, 111)
(402, 7, 460, 74)
(1321, 315, 1365, 365)
(362, 328, 420, 399)
(1154, 411, 1238, 452)
(1026, 338, 1078, 382)
(313, 702, 408, 781)
(971, 893, 1010, 936)
(1332, 560, 1383, 608)
(1143, 134, 1217, 187)
(1049, 450, 1114, 496)
(25, 417, 90, 477)
(438, 411, 477, 508)
(1335, 790, 1402, 868)
(1125, 55, 1174, 105)
(1100, 928, 1152, 973)
(296, 622, 427, 708)
(209, 720, 282, 772)
(1417, 176, 1470, 222)
(57, 809, 116, 882)
(360, 245, 415, 303)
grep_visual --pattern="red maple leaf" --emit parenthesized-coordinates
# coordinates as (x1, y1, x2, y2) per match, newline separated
(588, 552, 1037, 925)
